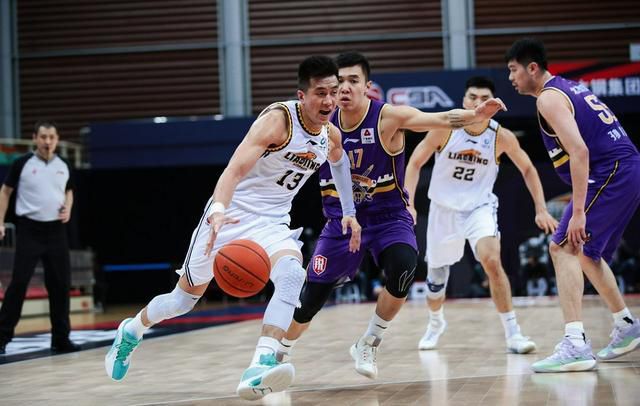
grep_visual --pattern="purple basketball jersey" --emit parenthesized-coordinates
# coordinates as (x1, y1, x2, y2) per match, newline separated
(320, 99, 410, 218)
(538, 76, 639, 185)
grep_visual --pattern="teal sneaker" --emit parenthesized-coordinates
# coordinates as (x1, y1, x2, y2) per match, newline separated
(597, 319, 640, 360)
(105, 318, 142, 381)
(236, 353, 295, 401)
(531, 337, 596, 373)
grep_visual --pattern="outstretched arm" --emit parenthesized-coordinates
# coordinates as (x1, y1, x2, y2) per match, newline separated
(383, 98, 506, 133)
(500, 127, 558, 234)
(405, 130, 448, 223)
(537, 91, 589, 246)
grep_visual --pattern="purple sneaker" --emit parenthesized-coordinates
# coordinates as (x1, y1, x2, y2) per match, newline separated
(597, 319, 640, 360)
(531, 337, 596, 373)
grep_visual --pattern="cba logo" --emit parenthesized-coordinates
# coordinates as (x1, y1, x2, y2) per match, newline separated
(386, 86, 454, 109)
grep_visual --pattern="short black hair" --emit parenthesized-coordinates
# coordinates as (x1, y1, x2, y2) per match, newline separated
(465, 76, 495, 95)
(297, 55, 338, 90)
(33, 120, 58, 135)
(335, 51, 371, 81)
(504, 38, 548, 71)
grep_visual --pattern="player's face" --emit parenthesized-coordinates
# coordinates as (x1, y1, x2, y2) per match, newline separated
(463, 87, 493, 110)
(338, 65, 370, 111)
(33, 126, 59, 160)
(507, 60, 535, 95)
(298, 75, 338, 127)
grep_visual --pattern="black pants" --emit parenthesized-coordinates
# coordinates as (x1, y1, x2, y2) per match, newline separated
(0, 218, 71, 345)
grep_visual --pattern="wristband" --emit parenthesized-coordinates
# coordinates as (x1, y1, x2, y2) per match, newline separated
(208, 202, 226, 217)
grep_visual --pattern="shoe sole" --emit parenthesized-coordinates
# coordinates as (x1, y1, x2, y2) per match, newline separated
(236, 363, 295, 401)
(532, 359, 597, 373)
(105, 318, 132, 381)
(597, 337, 640, 360)
(349, 344, 377, 379)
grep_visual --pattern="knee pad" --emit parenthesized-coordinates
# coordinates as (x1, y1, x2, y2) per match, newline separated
(426, 266, 450, 300)
(146, 285, 200, 324)
(380, 244, 418, 298)
(271, 255, 306, 306)
(294, 282, 336, 323)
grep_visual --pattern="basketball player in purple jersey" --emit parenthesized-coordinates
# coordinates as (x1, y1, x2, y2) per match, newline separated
(506, 38, 640, 372)
(280, 52, 507, 379)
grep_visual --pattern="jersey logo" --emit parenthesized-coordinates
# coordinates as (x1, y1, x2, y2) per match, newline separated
(465, 139, 478, 144)
(312, 255, 328, 275)
(306, 139, 318, 146)
(361, 128, 375, 144)
(344, 138, 360, 144)
(284, 151, 320, 171)
(448, 149, 489, 165)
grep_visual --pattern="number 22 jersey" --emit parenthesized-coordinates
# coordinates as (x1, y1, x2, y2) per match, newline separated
(428, 120, 500, 211)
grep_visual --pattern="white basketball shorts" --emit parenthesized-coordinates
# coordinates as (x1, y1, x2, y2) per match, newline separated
(426, 200, 499, 268)
(176, 199, 303, 287)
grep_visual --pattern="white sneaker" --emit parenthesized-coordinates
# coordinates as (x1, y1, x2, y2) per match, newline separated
(418, 320, 447, 350)
(349, 335, 380, 379)
(236, 353, 295, 401)
(507, 333, 537, 354)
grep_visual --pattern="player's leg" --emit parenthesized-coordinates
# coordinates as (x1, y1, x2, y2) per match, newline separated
(474, 236, 535, 354)
(350, 241, 417, 378)
(280, 219, 364, 361)
(105, 201, 215, 381)
(579, 162, 640, 360)
(280, 281, 337, 360)
(419, 203, 464, 350)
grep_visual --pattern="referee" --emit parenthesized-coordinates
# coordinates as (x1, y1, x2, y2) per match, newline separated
(0, 121, 79, 355)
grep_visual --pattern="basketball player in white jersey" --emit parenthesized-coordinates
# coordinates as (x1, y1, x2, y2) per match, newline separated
(104, 56, 363, 401)
(405, 76, 558, 353)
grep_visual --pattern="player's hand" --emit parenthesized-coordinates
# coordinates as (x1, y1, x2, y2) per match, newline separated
(58, 205, 71, 223)
(204, 212, 239, 256)
(0, 225, 5, 240)
(341, 216, 361, 253)
(567, 211, 587, 247)
(535, 210, 558, 234)
(474, 97, 507, 121)
(408, 205, 418, 225)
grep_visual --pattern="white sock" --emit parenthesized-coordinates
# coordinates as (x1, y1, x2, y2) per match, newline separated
(124, 312, 149, 339)
(251, 336, 280, 365)
(613, 307, 635, 328)
(278, 337, 297, 358)
(499, 311, 520, 339)
(564, 321, 586, 347)
(364, 313, 390, 340)
(429, 307, 444, 327)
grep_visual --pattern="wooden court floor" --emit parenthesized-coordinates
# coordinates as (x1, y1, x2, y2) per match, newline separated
(0, 295, 639, 405)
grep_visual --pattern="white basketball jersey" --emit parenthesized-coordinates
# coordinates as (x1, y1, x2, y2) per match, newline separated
(428, 120, 500, 211)
(230, 100, 330, 222)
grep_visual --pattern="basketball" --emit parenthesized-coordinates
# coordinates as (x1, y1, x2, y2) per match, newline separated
(214, 239, 271, 298)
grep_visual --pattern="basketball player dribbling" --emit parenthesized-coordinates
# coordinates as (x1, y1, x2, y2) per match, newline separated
(404, 76, 558, 354)
(105, 56, 362, 400)
(278, 52, 508, 380)
(506, 38, 640, 372)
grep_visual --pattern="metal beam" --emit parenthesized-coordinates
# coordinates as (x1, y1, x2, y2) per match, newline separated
(218, 0, 251, 117)
(0, 0, 17, 139)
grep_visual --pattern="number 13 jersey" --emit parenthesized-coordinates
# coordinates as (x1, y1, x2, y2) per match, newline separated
(231, 100, 329, 221)
(428, 120, 500, 211)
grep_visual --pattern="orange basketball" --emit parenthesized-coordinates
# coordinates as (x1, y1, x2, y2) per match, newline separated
(214, 239, 270, 298)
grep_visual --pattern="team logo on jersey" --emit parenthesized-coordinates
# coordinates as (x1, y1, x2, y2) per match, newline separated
(351, 164, 376, 204)
(284, 151, 321, 171)
(312, 255, 328, 275)
(448, 149, 489, 165)
(361, 128, 375, 144)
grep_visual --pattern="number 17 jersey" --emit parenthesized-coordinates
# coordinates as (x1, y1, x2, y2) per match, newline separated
(428, 120, 500, 211)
